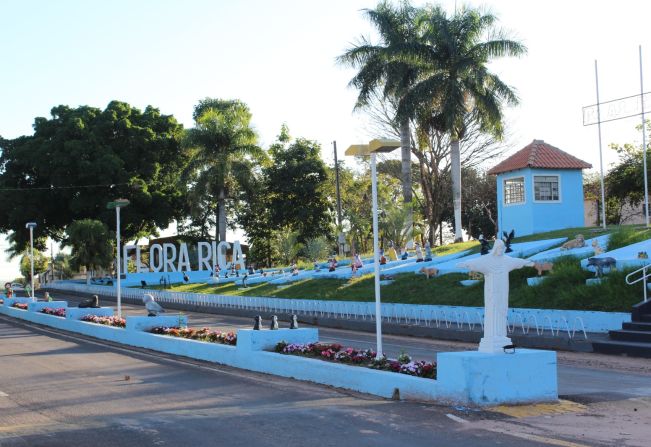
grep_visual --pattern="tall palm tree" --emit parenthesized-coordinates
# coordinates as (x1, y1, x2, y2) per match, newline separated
(399, 6, 526, 242)
(183, 99, 266, 242)
(337, 0, 420, 242)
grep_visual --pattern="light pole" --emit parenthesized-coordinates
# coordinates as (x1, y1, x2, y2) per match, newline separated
(345, 139, 400, 359)
(107, 199, 130, 318)
(333, 141, 344, 256)
(25, 222, 37, 299)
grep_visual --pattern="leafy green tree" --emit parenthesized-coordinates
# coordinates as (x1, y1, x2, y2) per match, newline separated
(19, 248, 49, 283)
(304, 237, 330, 262)
(182, 99, 266, 242)
(603, 121, 651, 224)
(237, 174, 277, 267)
(0, 101, 187, 253)
(338, 0, 421, 238)
(52, 252, 74, 280)
(264, 130, 332, 242)
(398, 5, 526, 241)
(63, 219, 114, 284)
(277, 230, 303, 265)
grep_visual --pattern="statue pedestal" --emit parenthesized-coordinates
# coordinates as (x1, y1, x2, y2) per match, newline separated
(438, 349, 558, 405)
(478, 335, 513, 354)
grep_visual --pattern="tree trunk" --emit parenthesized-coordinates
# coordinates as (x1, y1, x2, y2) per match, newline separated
(400, 119, 413, 247)
(86, 268, 91, 285)
(450, 138, 463, 242)
(218, 189, 227, 242)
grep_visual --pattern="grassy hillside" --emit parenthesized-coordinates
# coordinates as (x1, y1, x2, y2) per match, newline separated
(142, 226, 649, 312)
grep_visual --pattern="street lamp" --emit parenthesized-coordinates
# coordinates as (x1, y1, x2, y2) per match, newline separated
(25, 222, 37, 300)
(107, 198, 130, 318)
(345, 139, 401, 359)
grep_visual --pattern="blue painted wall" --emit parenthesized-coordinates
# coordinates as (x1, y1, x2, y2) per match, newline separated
(496, 168, 585, 237)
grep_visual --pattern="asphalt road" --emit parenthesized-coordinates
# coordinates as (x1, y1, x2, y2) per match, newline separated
(0, 318, 555, 447)
(2, 293, 650, 446)
(50, 293, 651, 402)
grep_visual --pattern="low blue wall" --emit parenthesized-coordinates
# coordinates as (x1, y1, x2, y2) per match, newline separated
(0, 303, 558, 406)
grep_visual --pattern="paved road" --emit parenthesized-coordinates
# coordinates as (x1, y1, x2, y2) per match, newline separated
(0, 318, 557, 447)
(53, 293, 651, 402)
(3, 293, 649, 445)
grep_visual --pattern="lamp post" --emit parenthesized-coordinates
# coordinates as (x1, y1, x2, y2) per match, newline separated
(25, 222, 37, 299)
(345, 139, 401, 359)
(107, 199, 130, 318)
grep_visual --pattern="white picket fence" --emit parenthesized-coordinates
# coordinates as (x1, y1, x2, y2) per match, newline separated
(47, 282, 590, 339)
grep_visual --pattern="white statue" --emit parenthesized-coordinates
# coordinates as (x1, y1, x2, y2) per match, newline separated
(457, 239, 533, 354)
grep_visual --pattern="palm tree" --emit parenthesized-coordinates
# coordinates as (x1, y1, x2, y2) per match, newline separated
(399, 6, 526, 242)
(183, 99, 266, 242)
(337, 0, 420, 241)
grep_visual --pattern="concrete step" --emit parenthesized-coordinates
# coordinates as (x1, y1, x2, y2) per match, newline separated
(609, 329, 651, 343)
(592, 340, 651, 358)
(622, 321, 651, 331)
(637, 314, 651, 323)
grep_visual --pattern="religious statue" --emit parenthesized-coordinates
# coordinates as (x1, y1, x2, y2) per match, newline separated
(457, 239, 533, 354)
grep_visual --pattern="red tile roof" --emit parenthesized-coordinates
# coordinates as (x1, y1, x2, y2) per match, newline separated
(488, 140, 592, 175)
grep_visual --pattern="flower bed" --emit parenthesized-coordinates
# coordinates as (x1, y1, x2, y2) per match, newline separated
(81, 314, 126, 328)
(40, 307, 66, 317)
(11, 302, 28, 310)
(275, 342, 437, 379)
(149, 327, 237, 345)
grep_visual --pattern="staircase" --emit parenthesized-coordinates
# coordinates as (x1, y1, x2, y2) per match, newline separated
(592, 265, 651, 358)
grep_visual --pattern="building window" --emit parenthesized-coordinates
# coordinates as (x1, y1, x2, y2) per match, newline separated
(504, 177, 525, 204)
(534, 175, 560, 201)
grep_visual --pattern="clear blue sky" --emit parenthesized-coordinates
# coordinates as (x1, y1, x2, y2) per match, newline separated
(2, 0, 651, 279)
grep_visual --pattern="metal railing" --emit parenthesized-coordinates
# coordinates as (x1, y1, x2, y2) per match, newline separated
(625, 263, 651, 302)
(46, 282, 589, 339)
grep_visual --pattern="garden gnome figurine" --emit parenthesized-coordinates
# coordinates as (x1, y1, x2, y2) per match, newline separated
(457, 239, 533, 354)
(270, 315, 279, 330)
(290, 314, 299, 329)
(253, 315, 262, 330)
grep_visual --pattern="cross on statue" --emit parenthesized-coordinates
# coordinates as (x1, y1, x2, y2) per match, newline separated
(457, 239, 533, 354)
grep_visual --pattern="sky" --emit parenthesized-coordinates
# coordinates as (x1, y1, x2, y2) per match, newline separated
(2, 0, 651, 280)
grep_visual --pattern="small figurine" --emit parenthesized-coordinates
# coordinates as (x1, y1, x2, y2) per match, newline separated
(479, 234, 491, 255)
(143, 294, 165, 316)
(561, 234, 585, 250)
(270, 315, 279, 330)
(587, 257, 617, 277)
(253, 315, 262, 330)
(419, 266, 438, 278)
(424, 242, 433, 262)
(534, 262, 553, 276)
(638, 251, 649, 260)
(290, 314, 299, 329)
(502, 230, 515, 253)
(79, 295, 100, 309)
(591, 239, 604, 255)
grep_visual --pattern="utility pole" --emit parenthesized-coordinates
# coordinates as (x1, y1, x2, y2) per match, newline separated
(333, 141, 344, 256)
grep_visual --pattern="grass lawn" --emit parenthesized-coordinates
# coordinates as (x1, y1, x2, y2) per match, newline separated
(139, 225, 650, 312)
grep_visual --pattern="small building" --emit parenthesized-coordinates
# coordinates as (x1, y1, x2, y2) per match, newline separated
(488, 140, 592, 237)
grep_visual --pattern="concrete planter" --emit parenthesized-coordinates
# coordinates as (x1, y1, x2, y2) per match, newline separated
(28, 301, 68, 313)
(67, 307, 114, 320)
(0, 302, 558, 406)
(126, 315, 188, 332)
